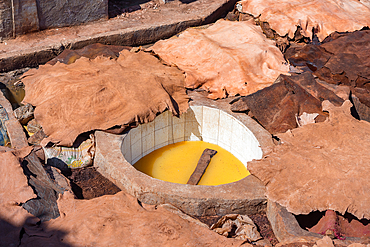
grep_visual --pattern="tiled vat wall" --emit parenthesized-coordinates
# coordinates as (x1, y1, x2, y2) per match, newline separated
(121, 106, 263, 167)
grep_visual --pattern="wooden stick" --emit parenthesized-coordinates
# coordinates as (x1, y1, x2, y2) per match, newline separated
(187, 148, 217, 185)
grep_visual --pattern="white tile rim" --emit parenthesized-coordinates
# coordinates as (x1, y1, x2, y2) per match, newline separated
(122, 105, 263, 169)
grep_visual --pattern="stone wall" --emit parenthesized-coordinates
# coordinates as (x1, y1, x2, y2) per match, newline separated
(36, 0, 108, 30)
(0, 0, 13, 39)
(0, 0, 108, 40)
(13, 0, 39, 34)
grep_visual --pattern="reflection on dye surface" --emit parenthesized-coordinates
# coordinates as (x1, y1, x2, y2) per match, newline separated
(133, 141, 250, 186)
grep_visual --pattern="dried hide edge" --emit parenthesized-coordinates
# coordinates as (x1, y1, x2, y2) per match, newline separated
(151, 19, 289, 99)
(237, 0, 370, 41)
(0, 147, 38, 246)
(248, 100, 370, 220)
(21, 50, 189, 146)
(19, 191, 248, 246)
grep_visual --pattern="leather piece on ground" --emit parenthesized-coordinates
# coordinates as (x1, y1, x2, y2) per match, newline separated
(309, 210, 370, 238)
(231, 72, 343, 134)
(21, 191, 247, 247)
(285, 30, 370, 121)
(315, 30, 370, 90)
(0, 147, 37, 246)
(285, 30, 370, 94)
(151, 19, 289, 99)
(248, 100, 370, 219)
(21, 50, 189, 146)
(20, 148, 65, 222)
(320, 30, 370, 69)
(237, 0, 370, 41)
(47, 43, 130, 65)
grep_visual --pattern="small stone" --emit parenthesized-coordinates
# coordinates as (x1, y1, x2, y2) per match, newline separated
(27, 119, 42, 134)
(225, 12, 239, 21)
(28, 129, 47, 146)
(14, 104, 34, 125)
(324, 229, 335, 239)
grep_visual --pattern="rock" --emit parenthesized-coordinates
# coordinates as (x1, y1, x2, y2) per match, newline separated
(351, 88, 370, 122)
(28, 129, 47, 146)
(14, 103, 34, 125)
(0, 91, 28, 148)
(313, 236, 335, 247)
(266, 201, 321, 243)
(26, 119, 41, 134)
(49, 167, 72, 193)
(211, 214, 263, 242)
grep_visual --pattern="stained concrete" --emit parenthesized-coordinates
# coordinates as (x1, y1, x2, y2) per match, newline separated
(94, 91, 274, 217)
(0, 0, 237, 72)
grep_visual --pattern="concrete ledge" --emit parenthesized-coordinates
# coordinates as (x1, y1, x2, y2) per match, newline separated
(0, 0, 237, 72)
(94, 92, 273, 216)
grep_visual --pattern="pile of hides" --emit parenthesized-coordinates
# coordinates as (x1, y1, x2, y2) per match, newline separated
(151, 19, 289, 99)
(21, 50, 189, 146)
(236, 0, 370, 41)
(18, 191, 247, 246)
(285, 30, 370, 121)
(231, 72, 344, 134)
(247, 100, 370, 220)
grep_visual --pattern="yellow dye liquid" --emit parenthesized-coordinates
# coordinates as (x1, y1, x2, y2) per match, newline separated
(133, 141, 250, 186)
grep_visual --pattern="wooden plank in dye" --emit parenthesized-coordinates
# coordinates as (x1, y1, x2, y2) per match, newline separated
(187, 148, 217, 185)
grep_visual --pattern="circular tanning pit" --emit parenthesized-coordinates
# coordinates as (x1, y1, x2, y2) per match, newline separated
(128, 105, 262, 186)
(94, 101, 274, 217)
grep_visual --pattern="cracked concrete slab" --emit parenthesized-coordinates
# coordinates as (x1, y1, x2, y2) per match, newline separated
(0, 0, 237, 72)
